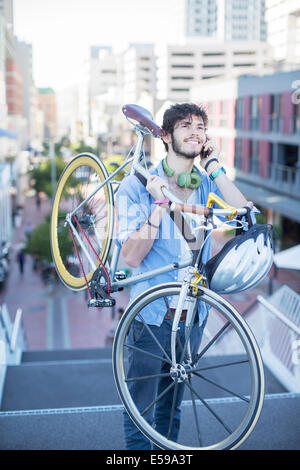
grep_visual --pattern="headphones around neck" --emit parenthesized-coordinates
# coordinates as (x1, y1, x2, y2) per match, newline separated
(162, 158, 202, 189)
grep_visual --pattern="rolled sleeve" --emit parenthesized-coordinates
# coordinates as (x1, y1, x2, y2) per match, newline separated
(115, 175, 150, 247)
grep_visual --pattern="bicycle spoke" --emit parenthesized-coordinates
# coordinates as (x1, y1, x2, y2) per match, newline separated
(184, 379, 233, 435)
(141, 381, 175, 417)
(125, 343, 172, 366)
(192, 320, 231, 366)
(136, 313, 172, 365)
(192, 371, 250, 403)
(167, 381, 179, 440)
(193, 358, 249, 373)
(125, 372, 171, 382)
(188, 377, 202, 446)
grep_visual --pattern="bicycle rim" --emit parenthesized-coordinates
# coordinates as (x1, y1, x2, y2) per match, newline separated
(50, 153, 114, 290)
(113, 282, 264, 450)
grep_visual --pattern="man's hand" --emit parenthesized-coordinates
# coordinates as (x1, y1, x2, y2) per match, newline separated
(146, 175, 168, 201)
(199, 134, 220, 170)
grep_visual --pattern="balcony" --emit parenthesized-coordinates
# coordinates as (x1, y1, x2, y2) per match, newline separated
(234, 115, 300, 135)
(234, 156, 300, 199)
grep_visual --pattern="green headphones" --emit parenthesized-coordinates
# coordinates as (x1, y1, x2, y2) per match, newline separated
(162, 158, 202, 189)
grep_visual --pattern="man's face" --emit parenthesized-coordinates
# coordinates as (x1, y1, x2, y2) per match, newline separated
(168, 115, 206, 159)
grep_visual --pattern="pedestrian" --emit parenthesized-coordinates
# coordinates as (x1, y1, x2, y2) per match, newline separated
(36, 192, 41, 209)
(25, 223, 33, 239)
(17, 250, 25, 274)
(115, 102, 252, 449)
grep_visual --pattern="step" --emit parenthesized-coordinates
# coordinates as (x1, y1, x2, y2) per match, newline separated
(0, 393, 299, 450)
(1, 359, 120, 411)
(1, 354, 286, 412)
(21, 347, 113, 363)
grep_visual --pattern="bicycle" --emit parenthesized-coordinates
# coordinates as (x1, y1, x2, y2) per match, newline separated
(50, 104, 269, 450)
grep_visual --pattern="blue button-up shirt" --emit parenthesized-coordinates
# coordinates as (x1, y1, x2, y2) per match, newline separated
(115, 161, 224, 327)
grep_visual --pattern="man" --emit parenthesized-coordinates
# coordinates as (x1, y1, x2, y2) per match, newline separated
(115, 103, 250, 449)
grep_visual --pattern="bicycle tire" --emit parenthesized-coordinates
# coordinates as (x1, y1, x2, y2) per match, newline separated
(113, 282, 264, 450)
(50, 153, 114, 290)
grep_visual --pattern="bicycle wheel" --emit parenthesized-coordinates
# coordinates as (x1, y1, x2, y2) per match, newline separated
(51, 153, 114, 290)
(113, 282, 264, 450)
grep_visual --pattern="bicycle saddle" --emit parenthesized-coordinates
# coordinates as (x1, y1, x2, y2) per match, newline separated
(122, 104, 164, 138)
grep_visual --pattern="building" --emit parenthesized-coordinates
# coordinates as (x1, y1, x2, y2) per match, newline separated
(265, 0, 300, 71)
(5, 57, 23, 115)
(190, 69, 300, 248)
(123, 43, 157, 104)
(156, 40, 274, 102)
(15, 40, 35, 149)
(185, 0, 267, 41)
(37, 88, 57, 140)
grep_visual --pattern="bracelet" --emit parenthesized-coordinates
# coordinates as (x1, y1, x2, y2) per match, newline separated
(154, 199, 169, 204)
(209, 166, 226, 181)
(204, 158, 219, 172)
(207, 163, 220, 176)
(146, 219, 160, 229)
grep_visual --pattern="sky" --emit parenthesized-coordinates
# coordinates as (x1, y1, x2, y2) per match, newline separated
(14, 0, 182, 91)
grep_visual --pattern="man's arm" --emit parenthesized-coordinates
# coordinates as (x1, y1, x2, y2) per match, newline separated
(200, 136, 250, 209)
(210, 171, 248, 208)
(121, 174, 167, 268)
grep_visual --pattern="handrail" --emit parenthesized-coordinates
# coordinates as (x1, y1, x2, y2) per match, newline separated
(10, 308, 23, 352)
(257, 295, 300, 336)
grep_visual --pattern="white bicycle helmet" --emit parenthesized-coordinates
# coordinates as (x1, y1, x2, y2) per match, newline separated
(205, 223, 274, 294)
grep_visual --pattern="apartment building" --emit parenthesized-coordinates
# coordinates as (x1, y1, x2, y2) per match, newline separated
(156, 40, 274, 102)
(37, 88, 57, 140)
(265, 0, 300, 70)
(185, 0, 266, 41)
(190, 69, 300, 247)
(123, 43, 156, 104)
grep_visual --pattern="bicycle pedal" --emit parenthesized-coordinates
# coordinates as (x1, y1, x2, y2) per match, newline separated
(88, 297, 116, 308)
(114, 270, 127, 280)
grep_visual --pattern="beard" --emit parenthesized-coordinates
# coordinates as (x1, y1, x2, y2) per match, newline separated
(171, 133, 201, 159)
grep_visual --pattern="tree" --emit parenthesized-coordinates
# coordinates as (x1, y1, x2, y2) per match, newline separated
(24, 212, 74, 264)
(29, 156, 67, 199)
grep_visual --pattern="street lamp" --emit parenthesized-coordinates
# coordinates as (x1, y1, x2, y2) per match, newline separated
(49, 141, 56, 204)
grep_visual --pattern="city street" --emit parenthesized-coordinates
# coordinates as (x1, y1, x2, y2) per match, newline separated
(0, 190, 129, 350)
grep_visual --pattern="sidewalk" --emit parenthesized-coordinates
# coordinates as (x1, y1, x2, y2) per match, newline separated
(0, 191, 129, 350)
(1, 192, 299, 351)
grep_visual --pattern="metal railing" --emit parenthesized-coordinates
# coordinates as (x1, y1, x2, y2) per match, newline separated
(233, 115, 300, 135)
(234, 156, 300, 197)
(203, 285, 300, 392)
(247, 286, 300, 393)
(0, 304, 27, 407)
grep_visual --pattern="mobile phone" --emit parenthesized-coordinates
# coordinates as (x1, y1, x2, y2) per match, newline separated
(200, 135, 212, 159)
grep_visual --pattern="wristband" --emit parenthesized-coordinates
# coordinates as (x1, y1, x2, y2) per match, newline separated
(146, 219, 160, 229)
(204, 158, 219, 172)
(207, 163, 220, 176)
(209, 166, 226, 181)
(154, 199, 169, 204)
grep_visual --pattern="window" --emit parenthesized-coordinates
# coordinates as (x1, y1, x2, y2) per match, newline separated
(171, 52, 194, 57)
(171, 64, 194, 68)
(171, 76, 194, 80)
(202, 52, 225, 56)
(202, 64, 225, 68)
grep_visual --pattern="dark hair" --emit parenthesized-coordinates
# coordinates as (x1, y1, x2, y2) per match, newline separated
(161, 103, 208, 151)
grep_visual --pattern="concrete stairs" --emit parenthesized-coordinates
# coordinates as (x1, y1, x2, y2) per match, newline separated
(0, 347, 300, 450)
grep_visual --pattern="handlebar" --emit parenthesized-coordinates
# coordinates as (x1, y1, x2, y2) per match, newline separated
(134, 163, 248, 219)
(167, 201, 248, 218)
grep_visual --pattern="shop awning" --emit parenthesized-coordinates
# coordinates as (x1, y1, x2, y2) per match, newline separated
(0, 128, 18, 138)
(274, 245, 300, 271)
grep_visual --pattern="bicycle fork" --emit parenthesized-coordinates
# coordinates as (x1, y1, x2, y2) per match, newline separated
(170, 269, 197, 369)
